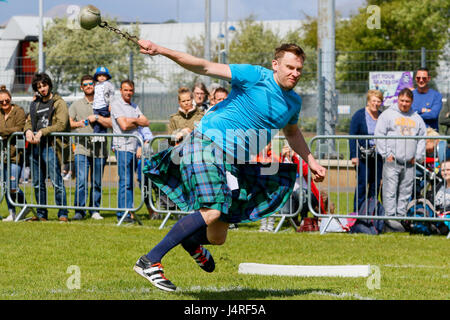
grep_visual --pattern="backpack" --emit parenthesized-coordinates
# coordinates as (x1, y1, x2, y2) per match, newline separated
(350, 197, 385, 235)
(406, 199, 449, 236)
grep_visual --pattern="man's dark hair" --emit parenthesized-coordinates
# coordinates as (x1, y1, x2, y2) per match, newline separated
(214, 87, 228, 98)
(31, 72, 53, 93)
(80, 74, 94, 85)
(274, 43, 306, 62)
(121, 79, 135, 89)
(415, 67, 429, 76)
(398, 88, 414, 100)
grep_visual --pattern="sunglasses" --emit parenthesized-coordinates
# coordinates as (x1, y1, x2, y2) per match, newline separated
(0, 99, 11, 105)
(415, 76, 428, 81)
(82, 82, 94, 86)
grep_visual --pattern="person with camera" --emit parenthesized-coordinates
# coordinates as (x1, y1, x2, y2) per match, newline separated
(349, 89, 384, 212)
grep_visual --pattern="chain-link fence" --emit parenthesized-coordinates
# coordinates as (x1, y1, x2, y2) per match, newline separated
(1, 48, 449, 127)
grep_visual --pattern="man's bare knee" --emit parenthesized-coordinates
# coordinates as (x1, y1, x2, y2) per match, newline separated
(199, 208, 221, 225)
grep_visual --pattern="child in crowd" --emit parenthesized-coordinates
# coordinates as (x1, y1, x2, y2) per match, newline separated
(92, 66, 114, 142)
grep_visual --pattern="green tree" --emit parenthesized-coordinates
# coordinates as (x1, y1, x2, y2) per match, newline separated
(228, 17, 280, 68)
(300, 0, 449, 92)
(27, 17, 156, 92)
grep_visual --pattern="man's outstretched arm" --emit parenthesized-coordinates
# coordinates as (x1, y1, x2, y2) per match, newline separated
(139, 39, 232, 81)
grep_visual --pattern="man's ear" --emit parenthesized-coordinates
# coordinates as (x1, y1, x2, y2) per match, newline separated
(272, 59, 279, 72)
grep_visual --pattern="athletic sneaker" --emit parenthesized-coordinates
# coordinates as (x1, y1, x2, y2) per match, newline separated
(91, 212, 104, 220)
(133, 255, 177, 292)
(2, 213, 15, 222)
(72, 213, 84, 221)
(189, 245, 215, 273)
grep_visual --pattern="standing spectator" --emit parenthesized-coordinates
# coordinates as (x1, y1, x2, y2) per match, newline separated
(349, 89, 384, 211)
(207, 83, 221, 108)
(411, 68, 443, 131)
(168, 87, 205, 144)
(0, 85, 27, 221)
(110, 79, 150, 222)
(92, 66, 114, 142)
(136, 125, 159, 219)
(375, 88, 426, 231)
(24, 73, 70, 222)
(192, 82, 209, 111)
(211, 87, 229, 108)
(69, 75, 112, 220)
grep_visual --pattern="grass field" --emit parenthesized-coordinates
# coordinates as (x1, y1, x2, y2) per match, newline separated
(0, 209, 449, 300)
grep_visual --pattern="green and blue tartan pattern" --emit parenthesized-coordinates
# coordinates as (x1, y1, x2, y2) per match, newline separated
(143, 132, 297, 223)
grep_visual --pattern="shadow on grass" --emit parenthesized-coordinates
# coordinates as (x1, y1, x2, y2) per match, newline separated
(179, 287, 336, 300)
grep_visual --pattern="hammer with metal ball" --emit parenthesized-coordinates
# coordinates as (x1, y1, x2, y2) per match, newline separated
(78, 5, 143, 48)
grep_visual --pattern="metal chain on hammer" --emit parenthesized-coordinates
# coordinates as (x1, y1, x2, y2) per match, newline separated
(99, 21, 139, 46)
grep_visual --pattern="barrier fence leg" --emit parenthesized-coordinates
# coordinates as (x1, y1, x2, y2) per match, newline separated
(117, 210, 138, 226)
(289, 217, 299, 229)
(320, 216, 334, 235)
(274, 216, 286, 233)
(132, 212, 143, 226)
(14, 206, 34, 222)
(159, 212, 172, 229)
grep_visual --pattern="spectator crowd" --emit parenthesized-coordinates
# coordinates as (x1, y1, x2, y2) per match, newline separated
(0, 67, 448, 235)
(349, 68, 448, 235)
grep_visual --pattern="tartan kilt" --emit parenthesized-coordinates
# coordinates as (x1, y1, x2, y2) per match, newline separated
(143, 132, 297, 223)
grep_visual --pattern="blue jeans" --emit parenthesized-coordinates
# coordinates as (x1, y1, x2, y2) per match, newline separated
(31, 143, 68, 219)
(353, 154, 383, 212)
(74, 154, 106, 216)
(116, 151, 136, 218)
(3, 163, 25, 212)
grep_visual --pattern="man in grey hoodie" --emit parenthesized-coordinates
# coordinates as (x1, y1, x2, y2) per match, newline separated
(375, 88, 426, 229)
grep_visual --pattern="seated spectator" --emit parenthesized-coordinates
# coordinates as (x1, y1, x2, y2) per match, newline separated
(349, 89, 384, 212)
(404, 157, 450, 236)
(0, 85, 27, 221)
(279, 144, 327, 232)
(252, 142, 280, 232)
(168, 87, 205, 144)
(375, 88, 426, 232)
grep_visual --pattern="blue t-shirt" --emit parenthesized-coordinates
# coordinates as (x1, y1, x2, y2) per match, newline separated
(411, 88, 443, 130)
(198, 64, 302, 161)
(365, 110, 377, 146)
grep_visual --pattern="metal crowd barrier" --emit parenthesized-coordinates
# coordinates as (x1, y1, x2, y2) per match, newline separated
(146, 135, 193, 229)
(6, 132, 145, 226)
(309, 135, 450, 238)
(146, 134, 304, 232)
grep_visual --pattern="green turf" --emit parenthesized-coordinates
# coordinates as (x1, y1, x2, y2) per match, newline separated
(0, 213, 448, 300)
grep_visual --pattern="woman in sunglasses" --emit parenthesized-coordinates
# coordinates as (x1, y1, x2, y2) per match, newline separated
(0, 85, 27, 221)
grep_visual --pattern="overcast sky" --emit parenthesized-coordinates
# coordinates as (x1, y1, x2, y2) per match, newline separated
(0, 0, 367, 25)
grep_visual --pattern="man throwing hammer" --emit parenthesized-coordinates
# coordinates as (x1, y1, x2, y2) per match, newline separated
(134, 39, 326, 292)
